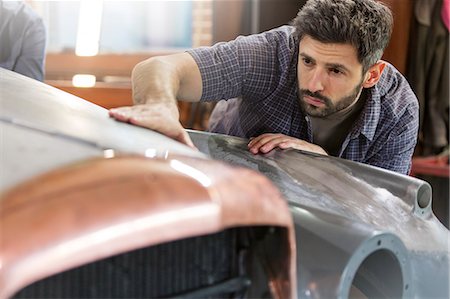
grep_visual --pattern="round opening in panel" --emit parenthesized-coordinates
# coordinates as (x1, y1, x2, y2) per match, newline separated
(350, 249, 404, 299)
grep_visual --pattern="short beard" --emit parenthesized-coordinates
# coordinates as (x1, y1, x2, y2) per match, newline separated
(299, 81, 364, 117)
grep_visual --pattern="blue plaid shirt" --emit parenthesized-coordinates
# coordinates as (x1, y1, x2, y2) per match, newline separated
(187, 26, 419, 175)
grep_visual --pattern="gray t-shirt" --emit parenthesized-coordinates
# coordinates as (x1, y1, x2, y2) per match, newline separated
(0, 1, 46, 81)
(310, 91, 367, 156)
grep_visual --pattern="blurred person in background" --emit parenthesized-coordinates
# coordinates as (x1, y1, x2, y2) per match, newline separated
(0, 0, 46, 81)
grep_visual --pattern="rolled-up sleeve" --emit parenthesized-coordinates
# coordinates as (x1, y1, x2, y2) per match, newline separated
(186, 27, 293, 102)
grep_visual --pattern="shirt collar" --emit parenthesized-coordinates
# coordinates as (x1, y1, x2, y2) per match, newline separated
(350, 86, 381, 141)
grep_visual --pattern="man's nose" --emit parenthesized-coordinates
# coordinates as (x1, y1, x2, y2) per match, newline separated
(307, 69, 325, 93)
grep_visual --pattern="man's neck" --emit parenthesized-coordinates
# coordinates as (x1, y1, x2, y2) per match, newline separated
(309, 90, 367, 156)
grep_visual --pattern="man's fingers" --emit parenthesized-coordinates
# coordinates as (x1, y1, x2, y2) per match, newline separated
(248, 133, 274, 149)
(248, 133, 272, 148)
(129, 114, 179, 136)
(280, 140, 328, 155)
(109, 107, 134, 122)
(278, 142, 291, 149)
(258, 136, 291, 153)
(249, 136, 270, 154)
(136, 116, 196, 149)
(247, 133, 328, 155)
(248, 134, 284, 154)
(130, 115, 196, 148)
(177, 130, 197, 150)
(109, 105, 197, 148)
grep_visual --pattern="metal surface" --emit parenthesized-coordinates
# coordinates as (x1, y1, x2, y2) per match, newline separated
(0, 67, 204, 192)
(0, 122, 103, 192)
(0, 67, 203, 164)
(189, 130, 450, 299)
(0, 155, 296, 299)
(0, 69, 296, 299)
(1, 68, 449, 298)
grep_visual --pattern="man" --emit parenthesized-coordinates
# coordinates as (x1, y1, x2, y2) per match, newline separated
(0, 0, 46, 81)
(109, 0, 419, 175)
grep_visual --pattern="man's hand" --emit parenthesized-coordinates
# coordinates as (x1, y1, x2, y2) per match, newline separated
(247, 133, 327, 155)
(109, 102, 195, 148)
(109, 54, 202, 149)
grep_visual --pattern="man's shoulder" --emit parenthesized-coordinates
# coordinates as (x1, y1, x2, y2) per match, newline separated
(1, 1, 44, 31)
(191, 25, 298, 67)
(255, 26, 297, 47)
(2, 1, 42, 21)
(262, 25, 296, 39)
(375, 62, 419, 116)
(230, 26, 297, 52)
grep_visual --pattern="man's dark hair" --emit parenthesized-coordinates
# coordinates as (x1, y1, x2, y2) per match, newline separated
(292, 0, 393, 73)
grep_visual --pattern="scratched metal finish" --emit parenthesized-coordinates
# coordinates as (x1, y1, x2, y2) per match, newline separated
(0, 122, 104, 192)
(189, 130, 450, 298)
(0, 68, 202, 161)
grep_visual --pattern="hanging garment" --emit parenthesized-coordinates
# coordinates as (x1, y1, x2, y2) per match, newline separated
(407, 0, 449, 155)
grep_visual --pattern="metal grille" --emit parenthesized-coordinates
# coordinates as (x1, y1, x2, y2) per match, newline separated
(14, 228, 240, 298)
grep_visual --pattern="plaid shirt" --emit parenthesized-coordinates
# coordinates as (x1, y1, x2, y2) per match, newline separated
(187, 26, 419, 175)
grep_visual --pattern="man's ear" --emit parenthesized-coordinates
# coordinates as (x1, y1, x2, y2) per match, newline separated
(362, 61, 386, 88)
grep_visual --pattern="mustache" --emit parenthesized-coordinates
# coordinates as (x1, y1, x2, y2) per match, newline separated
(300, 89, 331, 104)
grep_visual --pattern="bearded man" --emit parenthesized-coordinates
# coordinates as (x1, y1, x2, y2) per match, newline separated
(109, 0, 419, 175)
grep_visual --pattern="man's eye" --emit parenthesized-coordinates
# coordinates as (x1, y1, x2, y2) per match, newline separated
(303, 58, 312, 65)
(330, 68, 342, 74)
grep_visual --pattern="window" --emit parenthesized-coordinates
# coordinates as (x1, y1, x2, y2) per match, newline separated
(31, 1, 205, 54)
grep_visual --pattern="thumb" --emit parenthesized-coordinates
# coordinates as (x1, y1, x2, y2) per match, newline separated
(176, 130, 198, 150)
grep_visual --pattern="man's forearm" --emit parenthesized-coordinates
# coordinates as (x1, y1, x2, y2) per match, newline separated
(132, 57, 179, 105)
(131, 53, 202, 106)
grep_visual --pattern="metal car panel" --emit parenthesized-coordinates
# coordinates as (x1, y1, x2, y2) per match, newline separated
(1, 67, 449, 298)
(189, 130, 450, 298)
(0, 69, 296, 299)
(1, 155, 296, 299)
(0, 68, 203, 159)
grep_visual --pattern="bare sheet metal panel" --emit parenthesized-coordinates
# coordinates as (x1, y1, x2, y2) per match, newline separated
(0, 68, 203, 162)
(1, 68, 448, 298)
(189, 130, 450, 298)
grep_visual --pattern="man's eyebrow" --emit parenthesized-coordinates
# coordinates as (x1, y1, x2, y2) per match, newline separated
(325, 62, 350, 73)
(299, 53, 315, 62)
(300, 52, 351, 73)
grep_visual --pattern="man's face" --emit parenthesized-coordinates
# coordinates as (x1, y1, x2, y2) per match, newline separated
(297, 36, 366, 117)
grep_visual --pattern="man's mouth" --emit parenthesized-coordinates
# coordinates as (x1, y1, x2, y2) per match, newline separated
(304, 95, 325, 107)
